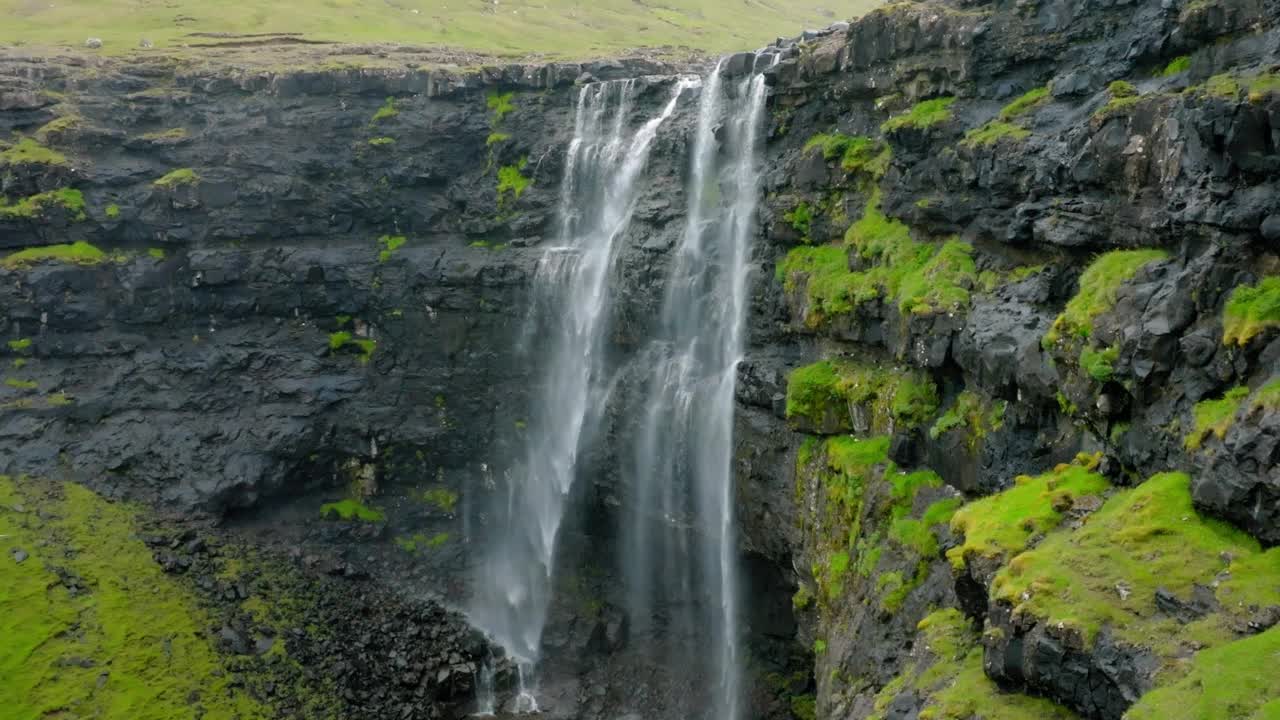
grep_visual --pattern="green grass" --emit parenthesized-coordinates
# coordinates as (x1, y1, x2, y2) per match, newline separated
(377, 234, 406, 262)
(947, 454, 1109, 571)
(784, 201, 814, 241)
(367, 136, 395, 146)
(5, 378, 38, 390)
(487, 91, 516, 124)
(497, 158, 531, 205)
(486, 132, 510, 147)
(1127, 626, 1280, 720)
(139, 128, 188, 141)
(867, 609, 1078, 720)
(7, 339, 32, 352)
(105, 203, 120, 219)
(417, 487, 458, 513)
(999, 86, 1050, 120)
(370, 97, 398, 123)
(1095, 80, 1143, 117)
(1160, 55, 1192, 77)
(2, 240, 104, 268)
(0, 188, 87, 221)
(802, 133, 890, 177)
(0, 137, 68, 167)
(1042, 249, 1168, 348)
(0, 477, 266, 720)
(961, 120, 1030, 148)
(992, 472, 1277, 653)
(152, 168, 200, 188)
(1251, 378, 1280, 412)
(928, 390, 1006, 449)
(327, 331, 376, 362)
(0, 0, 884, 59)
(1079, 343, 1119, 382)
(882, 97, 956, 132)
(1184, 386, 1249, 451)
(785, 359, 939, 432)
(1222, 276, 1280, 346)
(319, 498, 385, 522)
(394, 532, 449, 554)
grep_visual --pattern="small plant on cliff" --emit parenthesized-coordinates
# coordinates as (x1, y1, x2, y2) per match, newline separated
(1042, 249, 1168, 348)
(1095, 80, 1143, 117)
(486, 132, 510, 146)
(153, 168, 200, 189)
(1079, 343, 1119, 382)
(0, 188, 87, 221)
(3, 240, 104, 269)
(0, 137, 68, 167)
(1184, 386, 1249, 451)
(105, 203, 121, 219)
(371, 96, 399, 123)
(881, 97, 956, 132)
(784, 201, 814, 241)
(1160, 55, 1192, 77)
(802, 133, 888, 177)
(961, 120, 1030, 148)
(377, 234, 407, 262)
(1222, 276, 1280, 346)
(999, 86, 1050, 120)
(497, 157, 531, 206)
(368, 136, 396, 147)
(320, 498, 385, 522)
(328, 331, 377, 362)
(7, 338, 31, 352)
(487, 91, 516, 124)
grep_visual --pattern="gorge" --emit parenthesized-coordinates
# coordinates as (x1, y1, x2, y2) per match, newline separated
(2, 0, 1280, 719)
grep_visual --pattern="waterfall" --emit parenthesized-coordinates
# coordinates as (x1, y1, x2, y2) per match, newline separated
(470, 76, 695, 699)
(624, 55, 774, 720)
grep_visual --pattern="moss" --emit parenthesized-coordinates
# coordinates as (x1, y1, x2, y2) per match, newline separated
(0, 477, 266, 720)
(1221, 276, 1280, 346)
(1160, 55, 1192, 77)
(999, 86, 1050, 120)
(394, 531, 449, 553)
(7, 338, 31, 352)
(377, 233, 407, 262)
(790, 694, 817, 720)
(791, 584, 814, 611)
(0, 137, 68, 166)
(1184, 386, 1249, 451)
(992, 472, 1277, 652)
(5, 378, 37, 390)
(418, 487, 458, 513)
(1200, 73, 1241, 99)
(785, 359, 938, 432)
(105, 203, 120, 219)
(0, 188, 88, 221)
(1094, 80, 1144, 118)
(961, 120, 1030, 148)
(46, 392, 73, 407)
(1042, 249, 1168, 348)
(882, 97, 956, 132)
(367, 136, 395, 146)
(486, 132, 510, 146)
(35, 115, 82, 141)
(947, 453, 1109, 571)
(813, 639, 827, 655)
(802, 133, 889, 176)
(139, 127, 188, 141)
(784, 201, 814, 241)
(1251, 377, 1280, 412)
(371, 96, 399, 123)
(328, 331, 376, 362)
(147, 248, 166, 260)
(2, 240, 104, 268)
(1127, 626, 1280, 720)
(497, 157, 531, 205)
(319, 498, 385, 522)
(486, 91, 515, 124)
(928, 390, 1007, 449)
(868, 609, 1077, 720)
(152, 168, 200, 188)
(1079, 343, 1119, 382)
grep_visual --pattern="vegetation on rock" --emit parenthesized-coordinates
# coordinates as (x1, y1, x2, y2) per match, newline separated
(882, 97, 956, 132)
(1184, 386, 1248, 451)
(0, 188, 87, 221)
(1042, 249, 1168, 348)
(153, 168, 200, 188)
(319, 498, 385, 522)
(2, 240, 103, 268)
(785, 359, 939, 433)
(1221, 276, 1280, 346)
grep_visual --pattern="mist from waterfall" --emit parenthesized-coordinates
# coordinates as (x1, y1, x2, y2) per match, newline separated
(624, 55, 774, 720)
(470, 76, 695, 698)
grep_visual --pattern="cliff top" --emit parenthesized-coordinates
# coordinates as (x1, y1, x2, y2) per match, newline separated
(0, 0, 883, 67)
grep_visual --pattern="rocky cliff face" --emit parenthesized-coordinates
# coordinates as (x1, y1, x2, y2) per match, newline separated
(2, 0, 1279, 718)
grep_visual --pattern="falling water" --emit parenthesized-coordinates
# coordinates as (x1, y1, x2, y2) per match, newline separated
(471, 76, 695, 704)
(625, 55, 774, 720)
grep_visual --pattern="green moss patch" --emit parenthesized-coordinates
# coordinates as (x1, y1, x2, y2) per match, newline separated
(319, 498, 385, 522)
(377, 234, 406, 262)
(992, 471, 1278, 653)
(867, 609, 1078, 720)
(416, 487, 458, 513)
(1184, 386, 1248, 451)
(0, 137, 68, 166)
(0, 188, 87, 222)
(1000, 86, 1050, 121)
(0, 477, 266, 719)
(394, 532, 449, 554)
(367, 136, 395, 147)
(497, 157, 531, 205)
(1160, 56, 1192, 77)
(1042, 249, 1168, 348)
(371, 96, 399, 123)
(1095, 80, 1143, 118)
(802, 133, 890, 177)
(961, 120, 1030, 148)
(1079, 343, 1119, 382)
(2, 240, 104, 269)
(882, 97, 956, 132)
(153, 168, 200, 188)
(1251, 377, 1280, 413)
(928, 390, 1007, 449)
(948, 454, 1109, 571)
(139, 128, 188, 141)
(785, 359, 939, 433)
(327, 331, 376, 362)
(784, 201, 813, 241)
(1127, 626, 1280, 720)
(487, 91, 515, 124)
(1222, 276, 1280, 346)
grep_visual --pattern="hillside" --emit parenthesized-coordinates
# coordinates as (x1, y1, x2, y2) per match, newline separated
(0, 0, 882, 59)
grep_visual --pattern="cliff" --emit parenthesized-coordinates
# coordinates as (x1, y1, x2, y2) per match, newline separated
(1, 0, 1279, 718)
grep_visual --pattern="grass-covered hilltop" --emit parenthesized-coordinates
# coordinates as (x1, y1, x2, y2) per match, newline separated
(0, 0, 883, 59)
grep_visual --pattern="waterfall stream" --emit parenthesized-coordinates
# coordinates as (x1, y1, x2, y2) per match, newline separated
(471, 55, 773, 717)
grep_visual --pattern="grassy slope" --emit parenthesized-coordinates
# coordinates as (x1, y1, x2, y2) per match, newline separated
(0, 0, 885, 59)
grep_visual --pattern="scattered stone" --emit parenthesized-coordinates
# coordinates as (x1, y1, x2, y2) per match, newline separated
(84, 37, 103, 49)
(12, 548, 28, 563)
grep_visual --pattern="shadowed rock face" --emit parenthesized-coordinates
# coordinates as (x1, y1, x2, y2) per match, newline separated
(3, 0, 1280, 718)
